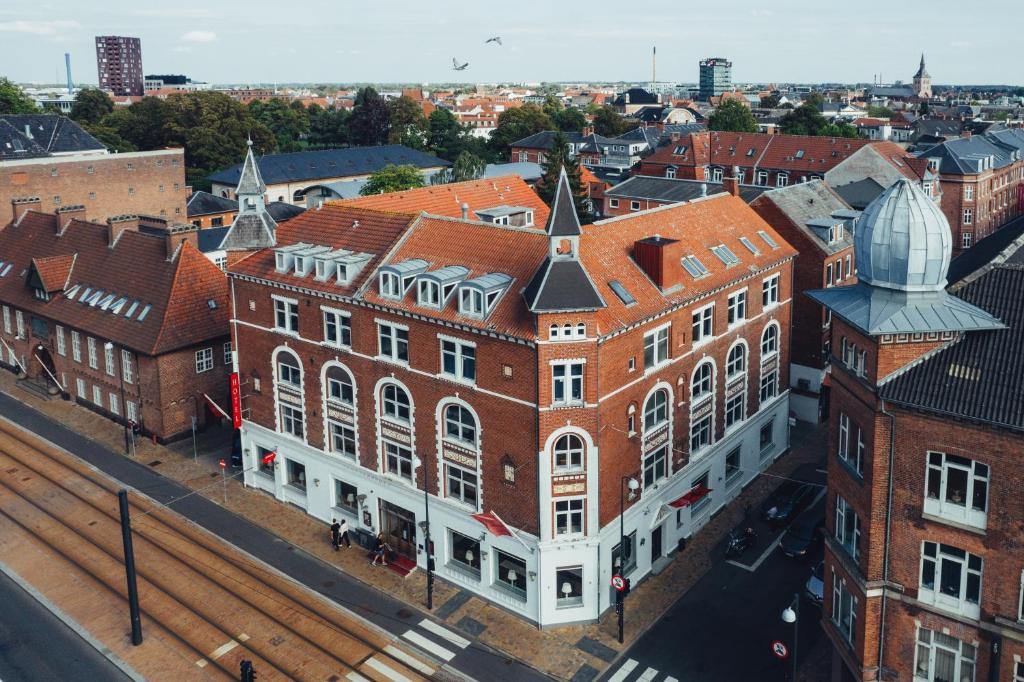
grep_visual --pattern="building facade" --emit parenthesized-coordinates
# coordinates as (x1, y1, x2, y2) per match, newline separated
(228, 171, 797, 627)
(0, 204, 230, 440)
(699, 58, 732, 101)
(808, 180, 1023, 682)
(95, 36, 143, 97)
(913, 54, 932, 100)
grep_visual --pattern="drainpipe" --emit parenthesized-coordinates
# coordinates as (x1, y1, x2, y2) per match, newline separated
(877, 399, 896, 681)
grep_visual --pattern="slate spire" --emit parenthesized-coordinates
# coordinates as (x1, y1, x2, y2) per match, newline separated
(219, 138, 277, 252)
(236, 137, 267, 198)
(545, 167, 582, 238)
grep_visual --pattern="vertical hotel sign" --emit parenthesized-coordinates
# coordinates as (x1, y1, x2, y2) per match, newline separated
(230, 372, 242, 429)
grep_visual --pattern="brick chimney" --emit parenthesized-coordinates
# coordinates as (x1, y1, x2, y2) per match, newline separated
(633, 235, 684, 291)
(162, 223, 199, 261)
(106, 214, 140, 247)
(11, 196, 41, 224)
(55, 204, 86, 232)
(723, 166, 741, 197)
(582, 125, 595, 137)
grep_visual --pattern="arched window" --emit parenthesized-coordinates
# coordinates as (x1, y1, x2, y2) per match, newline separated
(691, 362, 714, 400)
(553, 433, 585, 471)
(727, 344, 746, 378)
(444, 404, 476, 444)
(277, 351, 301, 387)
(381, 384, 411, 422)
(550, 323, 559, 339)
(562, 322, 572, 337)
(576, 323, 586, 337)
(324, 366, 353, 405)
(761, 324, 779, 357)
(643, 389, 669, 431)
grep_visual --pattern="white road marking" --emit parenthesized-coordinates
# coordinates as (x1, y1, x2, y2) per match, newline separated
(346, 672, 370, 682)
(401, 630, 455, 661)
(665, 677, 679, 682)
(727, 487, 828, 573)
(637, 667, 659, 682)
(365, 656, 414, 682)
(195, 633, 249, 667)
(384, 645, 434, 674)
(608, 658, 639, 682)
(417, 619, 471, 648)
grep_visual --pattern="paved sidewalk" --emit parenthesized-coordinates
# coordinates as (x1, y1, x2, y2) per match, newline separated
(0, 372, 827, 681)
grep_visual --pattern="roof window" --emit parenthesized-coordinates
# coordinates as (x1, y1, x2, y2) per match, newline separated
(681, 255, 710, 279)
(710, 245, 740, 267)
(457, 272, 512, 319)
(738, 236, 760, 255)
(416, 265, 469, 309)
(757, 230, 780, 249)
(795, 149, 805, 159)
(609, 280, 636, 306)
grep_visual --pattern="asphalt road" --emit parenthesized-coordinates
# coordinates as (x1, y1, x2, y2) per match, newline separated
(604, 466, 828, 682)
(0, 392, 546, 682)
(0, 570, 130, 682)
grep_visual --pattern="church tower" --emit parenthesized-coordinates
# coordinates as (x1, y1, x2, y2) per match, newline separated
(912, 53, 932, 99)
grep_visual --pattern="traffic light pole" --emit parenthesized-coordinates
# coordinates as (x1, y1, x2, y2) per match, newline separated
(117, 489, 143, 646)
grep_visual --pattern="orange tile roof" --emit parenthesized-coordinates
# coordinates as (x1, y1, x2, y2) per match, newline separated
(32, 254, 76, 292)
(335, 175, 549, 226)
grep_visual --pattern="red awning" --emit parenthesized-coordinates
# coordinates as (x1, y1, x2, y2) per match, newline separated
(668, 483, 712, 508)
(471, 511, 512, 537)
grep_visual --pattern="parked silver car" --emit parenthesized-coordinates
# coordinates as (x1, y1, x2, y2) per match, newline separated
(805, 561, 824, 605)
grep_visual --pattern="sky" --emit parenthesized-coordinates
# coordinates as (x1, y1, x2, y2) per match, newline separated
(1, 0, 1022, 87)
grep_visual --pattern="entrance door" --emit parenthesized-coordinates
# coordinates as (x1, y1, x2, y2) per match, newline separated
(651, 525, 663, 561)
(380, 501, 417, 559)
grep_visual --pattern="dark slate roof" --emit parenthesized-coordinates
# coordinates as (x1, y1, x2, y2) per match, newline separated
(868, 86, 916, 98)
(947, 215, 1024, 285)
(186, 190, 236, 217)
(914, 119, 962, 139)
(511, 130, 585, 151)
(631, 106, 667, 123)
(236, 141, 267, 195)
(0, 114, 104, 160)
(754, 180, 855, 254)
(207, 145, 449, 186)
(612, 88, 658, 106)
(219, 212, 277, 251)
(916, 129, 1024, 175)
(605, 175, 766, 204)
(197, 226, 230, 253)
(833, 177, 886, 210)
(546, 168, 582, 237)
(267, 202, 305, 221)
(523, 257, 606, 312)
(880, 240, 1024, 431)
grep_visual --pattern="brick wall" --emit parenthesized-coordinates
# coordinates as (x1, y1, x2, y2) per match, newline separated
(1, 149, 187, 225)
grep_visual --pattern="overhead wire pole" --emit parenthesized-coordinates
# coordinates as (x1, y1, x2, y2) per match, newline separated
(117, 489, 143, 645)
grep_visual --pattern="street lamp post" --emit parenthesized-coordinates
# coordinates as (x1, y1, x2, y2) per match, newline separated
(781, 592, 799, 682)
(617, 475, 639, 644)
(412, 455, 433, 610)
(105, 342, 130, 455)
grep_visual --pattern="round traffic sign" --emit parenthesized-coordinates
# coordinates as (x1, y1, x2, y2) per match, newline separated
(610, 575, 626, 591)
(771, 640, 789, 659)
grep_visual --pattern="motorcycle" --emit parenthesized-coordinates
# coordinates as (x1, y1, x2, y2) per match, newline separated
(725, 527, 757, 558)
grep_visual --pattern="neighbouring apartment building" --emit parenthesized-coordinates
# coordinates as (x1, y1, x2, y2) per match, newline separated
(228, 170, 797, 627)
(750, 180, 859, 423)
(808, 179, 1023, 682)
(599, 173, 765, 217)
(95, 35, 144, 97)
(915, 128, 1024, 253)
(0, 201, 230, 440)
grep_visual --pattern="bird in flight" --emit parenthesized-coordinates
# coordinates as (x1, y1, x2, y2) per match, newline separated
(452, 58, 469, 71)
(485, 36, 502, 46)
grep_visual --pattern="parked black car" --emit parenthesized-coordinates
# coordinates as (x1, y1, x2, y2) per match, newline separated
(780, 508, 824, 558)
(760, 480, 814, 524)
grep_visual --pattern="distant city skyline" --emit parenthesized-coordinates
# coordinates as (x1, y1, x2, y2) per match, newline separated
(1, 0, 1021, 87)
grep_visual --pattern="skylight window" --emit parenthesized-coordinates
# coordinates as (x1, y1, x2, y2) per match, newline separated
(673, 145, 688, 155)
(125, 301, 139, 318)
(758, 230, 780, 248)
(681, 255, 710, 278)
(1, 264, 11, 277)
(65, 284, 80, 298)
(795, 149, 805, 159)
(78, 287, 92, 302)
(609, 280, 636, 306)
(746, 147, 755, 157)
(711, 245, 740, 267)
(136, 304, 152, 322)
(739, 236, 761, 256)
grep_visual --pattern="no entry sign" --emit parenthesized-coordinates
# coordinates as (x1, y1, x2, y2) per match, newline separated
(771, 640, 789, 659)
(610, 575, 626, 591)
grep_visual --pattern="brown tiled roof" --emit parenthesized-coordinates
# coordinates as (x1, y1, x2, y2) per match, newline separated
(0, 212, 228, 355)
(335, 175, 550, 226)
(31, 254, 76, 293)
(228, 206, 417, 296)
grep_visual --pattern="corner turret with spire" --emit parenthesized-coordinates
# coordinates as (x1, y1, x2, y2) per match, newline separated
(218, 138, 278, 252)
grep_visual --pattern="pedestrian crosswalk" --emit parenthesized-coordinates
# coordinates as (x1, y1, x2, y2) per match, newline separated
(400, 618, 472, 663)
(606, 658, 679, 682)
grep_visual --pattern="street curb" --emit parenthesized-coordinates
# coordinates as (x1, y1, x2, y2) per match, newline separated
(0, 561, 145, 682)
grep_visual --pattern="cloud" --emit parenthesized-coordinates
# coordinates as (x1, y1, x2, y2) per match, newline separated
(0, 19, 79, 35)
(172, 46, 193, 53)
(180, 30, 216, 43)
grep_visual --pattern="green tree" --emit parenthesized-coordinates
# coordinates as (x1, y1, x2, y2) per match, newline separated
(0, 77, 38, 114)
(554, 107, 587, 132)
(708, 99, 758, 133)
(778, 104, 860, 138)
(348, 86, 390, 146)
(430, 150, 486, 185)
(536, 133, 590, 222)
(307, 105, 350, 147)
(866, 105, 895, 119)
(70, 88, 114, 124)
(102, 96, 171, 149)
(592, 105, 630, 137)
(387, 96, 427, 148)
(80, 122, 136, 152)
(359, 164, 425, 195)
(759, 93, 781, 109)
(803, 91, 825, 108)
(489, 104, 554, 159)
(426, 108, 466, 160)
(249, 98, 309, 151)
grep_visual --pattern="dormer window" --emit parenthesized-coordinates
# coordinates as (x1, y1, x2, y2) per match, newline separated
(315, 259, 334, 281)
(275, 252, 291, 272)
(829, 224, 845, 242)
(380, 272, 402, 298)
(459, 288, 484, 316)
(293, 256, 307, 276)
(335, 264, 349, 284)
(418, 279, 441, 307)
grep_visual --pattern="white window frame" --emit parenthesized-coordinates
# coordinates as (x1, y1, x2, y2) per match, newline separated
(71, 331, 81, 362)
(121, 349, 133, 384)
(551, 360, 584, 405)
(109, 392, 120, 416)
(609, 198, 619, 209)
(924, 451, 988, 529)
(323, 308, 352, 349)
(126, 400, 137, 422)
(759, 368, 778, 405)
(918, 541, 983, 619)
(725, 447, 742, 487)
(92, 385, 103, 405)
(15, 310, 24, 337)
(87, 337, 98, 369)
(1, 306, 9, 335)
(223, 342, 232, 368)
(726, 343, 746, 378)
(195, 347, 214, 373)
(831, 570, 857, 645)
(643, 324, 669, 370)
(379, 272, 402, 298)
(913, 626, 977, 682)
(377, 322, 409, 364)
(963, 208, 972, 225)
(762, 274, 780, 308)
(725, 391, 745, 428)
(76, 377, 86, 398)
(553, 433, 585, 473)
(727, 289, 747, 326)
(273, 296, 300, 334)
(835, 495, 860, 562)
(440, 336, 476, 384)
(56, 325, 66, 356)
(962, 232, 973, 249)
(691, 303, 714, 345)
(554, 497, 585, 537)
(458, 287, 485, 317)
(380, 383, 411, 424)
(643, 444, 669, 488)
(279, 403, 305, 439)
(104, 344, 115, 376)
(328, 421, 357, 459)
(417, 279, 441, 308)
(445, 462, 479, 508)
(964, 185, 974, 201)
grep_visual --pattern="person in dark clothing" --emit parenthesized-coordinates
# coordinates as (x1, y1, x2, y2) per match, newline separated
(330, 519, 341, 551)
(371, 532, 389, 566)
(337, 518, 351, 548)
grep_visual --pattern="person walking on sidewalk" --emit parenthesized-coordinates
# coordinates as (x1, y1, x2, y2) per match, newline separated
(330, 519, 341, 551)
(371, 532, 389, 566)
(337, 518, 351, 548)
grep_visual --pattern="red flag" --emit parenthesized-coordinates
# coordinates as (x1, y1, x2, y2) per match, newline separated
(261, 450, 277, 466)
(668, 483, 712, 508)
(471, 511, 512, 537)
(204, 393, 231, 421)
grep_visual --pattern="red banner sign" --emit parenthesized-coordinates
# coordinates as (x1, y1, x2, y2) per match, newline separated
(229, 372, 242, 429)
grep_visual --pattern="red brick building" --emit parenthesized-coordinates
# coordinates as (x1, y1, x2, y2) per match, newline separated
(229, 170, 797, 626)
(808, 179, 1022, 682)
(750, 180, 858, 422)
(0, 202, 230, 440)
